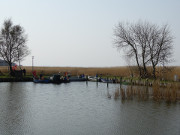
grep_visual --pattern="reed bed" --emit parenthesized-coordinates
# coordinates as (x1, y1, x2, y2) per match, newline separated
(1, 66, 180, 80)
(114, 88, 120, 99)
(116, 82, 180, 102)
(0, 66, 179, 102)
(152, 81, 180, 102)
(0, 66, 130, 76)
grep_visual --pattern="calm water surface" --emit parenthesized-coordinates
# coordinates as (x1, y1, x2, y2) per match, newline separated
(0, 82, 179, 135)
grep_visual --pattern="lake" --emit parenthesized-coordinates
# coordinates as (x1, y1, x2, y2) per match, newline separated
(0, 82, 179, 135)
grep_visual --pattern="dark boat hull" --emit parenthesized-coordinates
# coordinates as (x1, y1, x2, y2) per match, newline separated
(69, 77, 87, 82)
(101, 78, 113, 83)
(33, 78, 50, 83)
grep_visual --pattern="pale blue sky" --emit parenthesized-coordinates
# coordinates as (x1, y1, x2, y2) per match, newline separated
(0, 0, 180, 67)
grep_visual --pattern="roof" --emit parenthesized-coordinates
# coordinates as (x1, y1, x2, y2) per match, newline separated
(0, 59, 16, 66)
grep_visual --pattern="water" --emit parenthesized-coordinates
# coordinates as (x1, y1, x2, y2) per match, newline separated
(0, 82, 179, 135)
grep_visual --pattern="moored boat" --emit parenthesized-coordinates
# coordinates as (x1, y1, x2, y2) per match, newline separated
(100, 78, 113, 83)
(49, 74, 70, 83)
(69, 76, 87, 82)
(33, 78, 50, 83)
(32, 71, 50, 83)
(88, 76, 101, 82)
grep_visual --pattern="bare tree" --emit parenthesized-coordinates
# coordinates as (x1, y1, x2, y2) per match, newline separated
(0, 19, 30, 75)
(113, 22, 142, 77)
(114, 21, 173, 79)
(146, 24, 173, 78)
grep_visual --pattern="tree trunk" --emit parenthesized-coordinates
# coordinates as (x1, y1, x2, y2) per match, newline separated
(8, 62, 14, 76)
(142, 49, 148, 78)
(142, 62, 148, 78)
(152, 65, 156, 79)
(135, 51, 142, 78)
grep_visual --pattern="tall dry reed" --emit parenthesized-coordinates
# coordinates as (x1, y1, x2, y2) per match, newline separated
(0, 66, 180, 81)
(0, 66, 132, 76)
(114, 88, 120, 99)
(117, 82, 179, 102)
(152, 81, 179, 102)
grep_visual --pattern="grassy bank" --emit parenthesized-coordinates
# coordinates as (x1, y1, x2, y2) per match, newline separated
(0, 66, 179, 102)
(0, 66, 131, 77)
(0, 66, 180, 80)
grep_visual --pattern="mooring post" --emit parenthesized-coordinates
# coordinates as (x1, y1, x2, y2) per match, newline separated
(96, 77, 98, 87)
(120, 76, 122, 89)
(86, 75, 88, 86)
(130, 78, 133, 94)
(139, 78, 141, 85)
(146, 78, 149, 90)
(107, 76, 109, 88)
(145, 78, 149, 99)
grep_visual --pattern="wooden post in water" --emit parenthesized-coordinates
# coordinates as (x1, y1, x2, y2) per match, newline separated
(130, 78, 133, 99)
(145, 78, 148, 86)
(120, 76, 122, 89)
(139, 78, 141, 85)
(96, 77, 98, 87)
(86, 75, 88, 86)
(107, 76, 109, 88)
(145, 78, 149, 99)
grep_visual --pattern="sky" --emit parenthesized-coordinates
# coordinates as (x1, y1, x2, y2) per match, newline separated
(0, 0, 180, 67)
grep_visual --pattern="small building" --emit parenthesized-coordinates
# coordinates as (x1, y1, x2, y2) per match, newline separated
(0, 59, 16, 66)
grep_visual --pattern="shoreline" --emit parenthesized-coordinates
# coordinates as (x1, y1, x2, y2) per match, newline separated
(0, 77, 33, 82)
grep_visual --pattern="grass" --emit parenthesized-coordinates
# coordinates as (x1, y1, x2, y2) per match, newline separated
(0, 66, 180, 86)
(0, 66, 135, 76)
(1, 66, 180, 79)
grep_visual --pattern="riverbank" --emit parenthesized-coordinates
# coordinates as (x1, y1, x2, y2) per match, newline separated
(1, 66, 180, 81)
(0, 75, 179, 102)
(0, 74, 179, 86)
(0, 77, 32, 82)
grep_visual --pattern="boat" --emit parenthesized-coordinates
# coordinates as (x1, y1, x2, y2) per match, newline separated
(32, 71, 50, 83)
(100, 78, 113, 83)
(88, 76, 101, 82)
(88, 76, 97, 82)
(49, 74, 70, 83)
(69, 76, 87, 82)
(33, 78, 50, 83)
(49, 74, 62, 83)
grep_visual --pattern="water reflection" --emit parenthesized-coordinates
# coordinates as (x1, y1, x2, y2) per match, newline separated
(116, 84, 180, 104)
(0, 83, 27, 135)
(0, 82, 179, 135)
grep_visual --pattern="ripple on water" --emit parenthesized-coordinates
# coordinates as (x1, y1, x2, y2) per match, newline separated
(0, 82, 179, 135)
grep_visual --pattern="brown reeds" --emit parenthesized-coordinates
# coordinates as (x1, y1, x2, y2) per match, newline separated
(152, 81, 179, 103)
(114, 88, 120, 99)
(126, 86, 133, 99)
(120, 88, 125, 100)
(0, 66, 131, 76)
(1, 66, 180, 81)
(152, 81, 162, 101)
(117, 81, 179, 102)
(119, 86, 148, 101)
